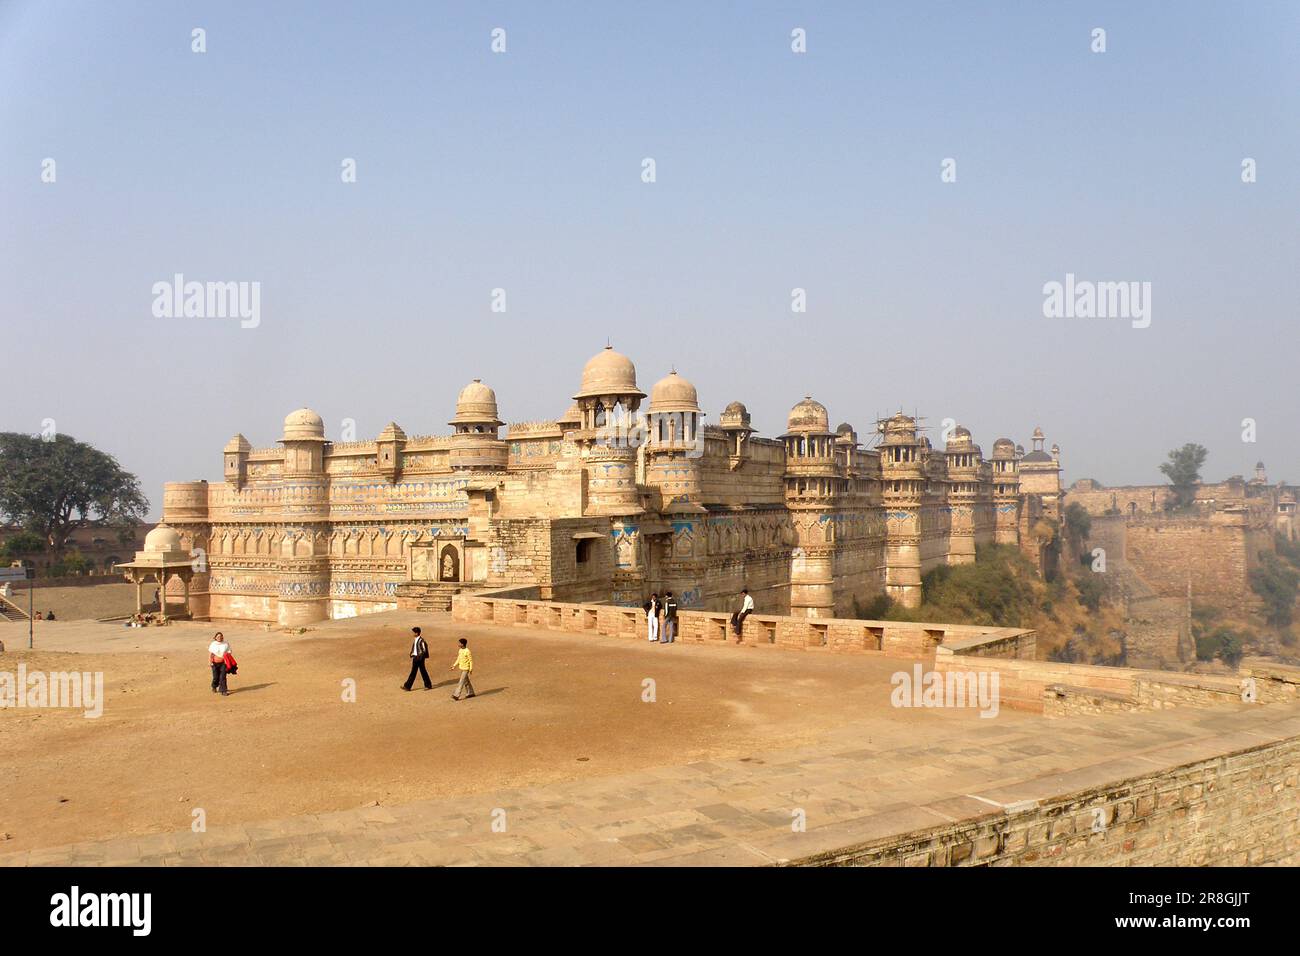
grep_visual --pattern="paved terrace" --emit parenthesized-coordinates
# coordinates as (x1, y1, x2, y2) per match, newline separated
(2, 610, 1296, 866)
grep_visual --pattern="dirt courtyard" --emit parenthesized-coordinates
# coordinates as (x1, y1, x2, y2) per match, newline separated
(0, 611, 986, 856)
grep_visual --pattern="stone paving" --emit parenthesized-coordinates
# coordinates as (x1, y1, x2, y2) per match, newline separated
(5, 683, 1296, 866)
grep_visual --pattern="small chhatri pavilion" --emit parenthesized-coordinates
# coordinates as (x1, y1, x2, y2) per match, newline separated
(117, 524, 196, 620)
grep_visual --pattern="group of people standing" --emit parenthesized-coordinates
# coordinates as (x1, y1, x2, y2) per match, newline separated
(642, 591, 679, 643)
(643, 588, 756, 644)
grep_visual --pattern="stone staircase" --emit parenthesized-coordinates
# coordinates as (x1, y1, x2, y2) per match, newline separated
(0, 593, 29, 623)
(394, 582, 466, 613)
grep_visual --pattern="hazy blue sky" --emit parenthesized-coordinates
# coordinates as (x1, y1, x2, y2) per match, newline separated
(2, 1, 1297, 518)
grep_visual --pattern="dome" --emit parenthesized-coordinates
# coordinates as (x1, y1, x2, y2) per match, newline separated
(946, 425, 974, 450)
(449, 379, 503, 426)
(786, 396, 830, 434)
(719, 401, 752, 431)
(881, 412, 917, 442)
(559, 402, 583, 425)
(992, 438, 1017, 459)
(574, 346, 644, 400)
(649, 371, 700, 413)
(282, 407, 326, 443)
(143, 525, 183, 553)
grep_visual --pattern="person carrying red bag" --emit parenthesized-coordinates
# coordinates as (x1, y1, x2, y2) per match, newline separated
(208, 631, 233, 697)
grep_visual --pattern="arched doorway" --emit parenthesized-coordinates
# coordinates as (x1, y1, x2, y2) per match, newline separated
(439, 544, 460, 582)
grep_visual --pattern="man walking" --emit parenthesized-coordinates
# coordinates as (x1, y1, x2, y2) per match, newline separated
(662, 591, 678, 643)
(402, 626, 432, 691)
(645, 592, 661, 642)
(208, 631, 231, 697)
(733, 587, 754, 643)
(450, 637, 476, 700)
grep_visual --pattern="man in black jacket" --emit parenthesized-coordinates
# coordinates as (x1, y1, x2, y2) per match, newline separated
(402, 626, 432, 691)
(662, 592, 678, 643)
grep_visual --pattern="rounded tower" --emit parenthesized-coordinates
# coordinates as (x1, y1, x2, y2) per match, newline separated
(990, 437, 1021, 545)
(783, 396, 838, 617)
(646, 371, 705, 513)
(448, 379, 508, 471)
(277, 407, 331, 626)
(944, 425, 987, 565)
(573, 346, 646, 517)
(880, 412, 926, 608)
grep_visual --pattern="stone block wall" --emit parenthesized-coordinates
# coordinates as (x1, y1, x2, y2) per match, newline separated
(790, 733, 1300, 866)
(1125, 517, 1259, 613)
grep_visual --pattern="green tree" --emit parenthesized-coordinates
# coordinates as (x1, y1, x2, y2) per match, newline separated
(0, 433, 148, 551)
(1, 530, 46, 560)
(1158, 443, 1208, 511)
(888, 544, 1038, 627)
(1250, 553, 1299, 629)
(1064, 501, 1092, 543)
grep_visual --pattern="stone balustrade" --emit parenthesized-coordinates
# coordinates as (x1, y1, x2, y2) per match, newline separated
(451, 589, 1036, 659)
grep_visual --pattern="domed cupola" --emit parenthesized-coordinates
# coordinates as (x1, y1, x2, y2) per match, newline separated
(450, 379, 504, 432)
(785, 396, 831, 435)
(648, 371, 700, 414)
(281, 407, 326, 443)
(574, 346, 644, 401)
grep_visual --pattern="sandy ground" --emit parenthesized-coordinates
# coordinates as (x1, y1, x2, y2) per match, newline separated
(0, 611, 965, 855)
(2, 583, 143, 623)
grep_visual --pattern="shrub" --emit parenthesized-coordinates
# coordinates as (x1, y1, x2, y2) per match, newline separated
(1195, 626, 1245, 667)
(1250, 553, 1299, 629)
(1075, 573, 1104, 613)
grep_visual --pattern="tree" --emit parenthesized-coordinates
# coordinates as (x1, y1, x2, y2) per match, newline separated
(1, 530, 46, 560)
(1159, 443, 1207, 510)
(1250, 553, 1299, 629)
(1065, 502, 1091, 541)
(0, 433, 148, 551)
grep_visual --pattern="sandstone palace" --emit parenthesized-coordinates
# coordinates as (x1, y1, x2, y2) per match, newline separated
(141, 347, 1063, 625)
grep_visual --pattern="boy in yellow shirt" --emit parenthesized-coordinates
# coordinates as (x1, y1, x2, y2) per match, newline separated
(450, 637, 476, 701)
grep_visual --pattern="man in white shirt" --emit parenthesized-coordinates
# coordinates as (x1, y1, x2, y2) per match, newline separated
(733, 588, 754, 643)
(646, 592, 661, 642)
(208, 632, 231, 696)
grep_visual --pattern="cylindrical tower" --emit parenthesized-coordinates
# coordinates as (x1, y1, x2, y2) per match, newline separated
(646, 371, 705, 512)
(162, 480, 212, 618)
(572, 347, 646, 518)
(880, 412, 925, 608)
(277, 407, 331, 626)
(783, 396, 839, 617)
(448, 379, 508, 471)
(991, 437, 1021, 545)
(944, 425, 981, 565)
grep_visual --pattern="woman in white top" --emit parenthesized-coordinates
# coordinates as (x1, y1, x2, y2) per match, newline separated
(208, 632, 232, 696)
